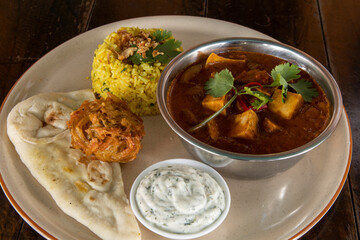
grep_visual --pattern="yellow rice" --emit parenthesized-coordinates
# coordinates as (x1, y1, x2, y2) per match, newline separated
(91, 27, 167, 116)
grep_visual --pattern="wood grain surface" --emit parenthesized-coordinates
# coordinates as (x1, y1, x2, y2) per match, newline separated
(0, 0, 359, 239)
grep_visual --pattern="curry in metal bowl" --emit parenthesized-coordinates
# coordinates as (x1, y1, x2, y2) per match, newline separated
(167, 51, 331, 154)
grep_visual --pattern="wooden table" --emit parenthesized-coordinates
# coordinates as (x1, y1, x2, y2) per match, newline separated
(0, 0, 359, 239)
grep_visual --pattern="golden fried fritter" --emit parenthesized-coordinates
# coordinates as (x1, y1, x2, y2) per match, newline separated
(67, 93, 145, 163)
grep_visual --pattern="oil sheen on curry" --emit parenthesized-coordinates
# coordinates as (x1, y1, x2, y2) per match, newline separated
(167, 51, 331, 154)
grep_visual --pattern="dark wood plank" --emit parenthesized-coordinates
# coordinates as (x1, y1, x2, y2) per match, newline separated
(88, 0, 205, 29)
(0, 62, 42, 240)
(0, 0, 95, 239)
(0, 0, 94, 101)
(1, 0, 358, 239)
(1, 1, 205, 239)
(301, 181, 357, 239)
(206, 0, 327, 65)
(0, 0, 93, 61)
(319, 0, 360, 237)
(0, 190, 23, 240)
(17, 222, 46, 240)
(207, 0, 357, 239)
(0, 62, 34, 103)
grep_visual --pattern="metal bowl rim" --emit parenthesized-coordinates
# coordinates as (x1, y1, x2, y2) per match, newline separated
(157, 37, 343, 162)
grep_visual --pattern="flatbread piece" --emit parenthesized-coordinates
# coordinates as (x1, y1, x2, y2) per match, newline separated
(7, 89, 141, 240)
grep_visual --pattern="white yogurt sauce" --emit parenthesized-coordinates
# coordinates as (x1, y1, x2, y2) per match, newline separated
(135, 165, 225, 234)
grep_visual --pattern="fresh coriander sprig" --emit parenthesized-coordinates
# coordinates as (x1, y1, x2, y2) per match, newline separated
(204, 69, 236, 97)
(188, 93, 238, 132)
(188, 69, 271, 132)
(153, 38, 182, 64)
(127, 30, 182, 65)
(242, 87, 272, 109)
(288, 79, 319, 102)
(152, 29, 172, 42)
(188, 63, 319, 132)
(269, 63, 318, 102)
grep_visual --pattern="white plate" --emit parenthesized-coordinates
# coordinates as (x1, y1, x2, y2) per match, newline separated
(0, 16, 352, 240)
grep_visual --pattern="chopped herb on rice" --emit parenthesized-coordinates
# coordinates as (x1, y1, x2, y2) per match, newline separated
(91, 27, 182, 116)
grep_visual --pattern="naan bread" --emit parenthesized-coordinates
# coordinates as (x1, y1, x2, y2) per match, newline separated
(7, 89, 141, 240)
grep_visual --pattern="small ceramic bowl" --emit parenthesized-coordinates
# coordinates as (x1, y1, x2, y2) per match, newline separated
(130, 158, 231, 239)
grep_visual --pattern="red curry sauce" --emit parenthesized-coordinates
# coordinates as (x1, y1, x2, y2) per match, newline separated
(167, 51, 331, 154)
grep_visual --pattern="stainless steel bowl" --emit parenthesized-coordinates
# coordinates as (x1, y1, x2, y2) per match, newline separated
(157, 38, 343, 179)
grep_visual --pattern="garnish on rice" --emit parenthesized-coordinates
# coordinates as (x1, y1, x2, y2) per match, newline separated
(91, 27, 182, 116)
(110, 28, 182, 64)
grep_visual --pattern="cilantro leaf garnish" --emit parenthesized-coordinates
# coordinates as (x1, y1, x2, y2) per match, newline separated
(251, 99, 267, 109)
(242, 87, 272, 109)
(125, 29, 182, 65)
(271, 63, 300, 102)
(270, 63, 318, 102)
(271, 72, 289, 102)
(152, 29, 172, 42)
(204, 69, 235, 97)
(289, 79, 319, 102)
(128, 48, 159, 64)
(154, 38, 182, 64)
(189, 69, 271, 132)
(271, 63, 301, 83)
(128, 52, 147, 65)
(203, 69, 271, 106)
(188, 62, 319, 132)
(188, 94, 238, 132)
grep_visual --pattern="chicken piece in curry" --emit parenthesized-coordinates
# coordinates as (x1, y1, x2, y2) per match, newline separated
(167, 51, 331, 154)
